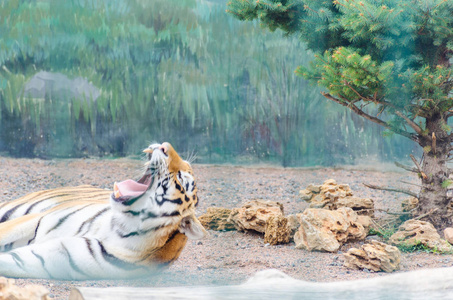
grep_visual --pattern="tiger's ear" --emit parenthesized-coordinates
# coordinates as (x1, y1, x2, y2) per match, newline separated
(179, 215, 207, 240)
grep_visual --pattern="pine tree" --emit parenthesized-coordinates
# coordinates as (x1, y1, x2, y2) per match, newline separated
(227, 0, 453, 230)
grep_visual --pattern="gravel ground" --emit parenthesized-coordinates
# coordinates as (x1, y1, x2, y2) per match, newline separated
(0, 157, 452, 299)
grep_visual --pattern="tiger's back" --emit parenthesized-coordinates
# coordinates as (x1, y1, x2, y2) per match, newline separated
(0, 185, 110, 222)
(0, 142, 206, 280)
(0, 186, 112, 252)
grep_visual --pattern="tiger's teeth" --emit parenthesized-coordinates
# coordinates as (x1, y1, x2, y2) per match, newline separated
(114, 182, 122, 198)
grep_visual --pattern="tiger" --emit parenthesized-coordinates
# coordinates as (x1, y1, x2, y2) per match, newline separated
(0, 142, 206, 280)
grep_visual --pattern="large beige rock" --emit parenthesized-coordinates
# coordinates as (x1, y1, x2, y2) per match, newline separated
(343, 241, 401, 272)
(0, 277, 49, 300)
(264, 215, 291, 245)
(390, 219, 453, 253)
(228, 200, 284, 233)
(300, 179, 374, 216)
(199, 207, 236, 231)
(294, 207, 367, 252)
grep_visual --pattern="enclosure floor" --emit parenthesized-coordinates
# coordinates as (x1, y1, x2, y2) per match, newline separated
(0, 157, 451, 299)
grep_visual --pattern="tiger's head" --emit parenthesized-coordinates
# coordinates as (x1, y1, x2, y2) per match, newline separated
(111, 142, 205, 241)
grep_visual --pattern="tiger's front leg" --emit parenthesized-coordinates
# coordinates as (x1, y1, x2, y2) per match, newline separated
(0, 237, 148, 280)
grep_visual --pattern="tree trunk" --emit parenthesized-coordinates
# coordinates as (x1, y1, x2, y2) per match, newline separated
(416, 115, 452, 230)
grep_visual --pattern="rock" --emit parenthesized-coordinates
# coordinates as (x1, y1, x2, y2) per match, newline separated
(356, 215, 372, 232)
(389, 219, 453, 253)
(336, 197, 374, 216)
(444, 228, 453, 244)
(264, 215, 291, 245)
(306, 184, 321, 193)
(401, 197, 418, 212)
(343, 241, 401, 272)
(199, 207, 236, 231)
(228, 200, 284, 233)
(294, 207, 367, 252)
(320, 180, 353, 204)
(286, 214, 301, 241)
(0, 276, 49, 300)
(299, 189, 313, 201)
(300, 179, 374, 216)
(323, 179, 338, 186)
(308, 194, 329, 208)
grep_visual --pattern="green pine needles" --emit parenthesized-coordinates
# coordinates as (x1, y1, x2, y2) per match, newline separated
(227, 0, 453, 127)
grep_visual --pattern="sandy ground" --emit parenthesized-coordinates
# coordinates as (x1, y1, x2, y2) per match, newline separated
(0, 157, 452, 299)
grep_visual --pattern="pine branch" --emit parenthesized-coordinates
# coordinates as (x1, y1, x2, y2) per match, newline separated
(394, 110, 429, 140)
(399, 180, 430, 190)
(410, 154, 428, 180)
(414, 208, 439, 221)
(394, 162, 417, 173)
(362, 183, 418, 198)
(374, 208, 417, 216)
(321, 92, 418, 142)
(343, 81, 375, 102)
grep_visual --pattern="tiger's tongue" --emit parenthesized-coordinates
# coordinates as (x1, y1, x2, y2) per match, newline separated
(114, 179, 148, 198)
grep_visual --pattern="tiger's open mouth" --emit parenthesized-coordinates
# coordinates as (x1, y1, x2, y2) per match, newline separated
(113, 145, 168, 200)
(113, 177, 151, 199)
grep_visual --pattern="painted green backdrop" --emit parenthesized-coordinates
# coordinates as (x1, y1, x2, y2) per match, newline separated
(0, 0, 417, 166)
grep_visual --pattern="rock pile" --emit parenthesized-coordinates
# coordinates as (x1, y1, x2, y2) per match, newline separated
(0, 277, 49, 300)
(389, 219, 453, 253)
(201, 179, 376, 249)
(343, 241, 401, 272)
(294, 207, 367, 252)
(201, 178, 452, 269)
(299, 179, 374, 216)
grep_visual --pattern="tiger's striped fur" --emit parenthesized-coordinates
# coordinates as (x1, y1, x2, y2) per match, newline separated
(0, 142, 206, 280)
